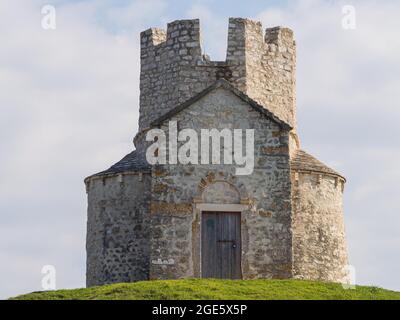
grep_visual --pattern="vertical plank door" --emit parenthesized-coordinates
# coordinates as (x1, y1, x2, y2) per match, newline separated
(201, 212, 241, 279)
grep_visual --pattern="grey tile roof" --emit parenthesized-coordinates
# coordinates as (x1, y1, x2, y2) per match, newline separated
(88, 150, 150, 179)
(291, 149, 345, 180)
(88, 149, 344, 181)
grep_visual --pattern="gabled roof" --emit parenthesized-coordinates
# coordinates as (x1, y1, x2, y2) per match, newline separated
(150, 79, 292, 130)
(291, 149, 346, 180)
(86, 80, 293, 181)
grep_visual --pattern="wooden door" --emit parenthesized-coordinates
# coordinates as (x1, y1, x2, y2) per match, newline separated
(201, 212, 241, 279)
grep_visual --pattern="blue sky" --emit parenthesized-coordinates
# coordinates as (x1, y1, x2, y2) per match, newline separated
(0, 0, 399, 299)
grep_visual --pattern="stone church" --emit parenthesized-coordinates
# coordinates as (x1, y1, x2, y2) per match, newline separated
(85, 18, 349, 287)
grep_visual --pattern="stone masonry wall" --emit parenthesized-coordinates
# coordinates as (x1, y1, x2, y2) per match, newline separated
(291, 173, 349, 282)
(227, 19, 297, 129)
(139, 20, 230, 130)
(139, 18, 296, 130)
(86, 173, 151, 287)
(149, 87, 293, 280)
(86, 17, 348, 286)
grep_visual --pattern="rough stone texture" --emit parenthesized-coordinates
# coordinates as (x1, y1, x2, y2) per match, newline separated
(227, 19, 297, 129)
(85, 17, 349, 287)
(202, 181, 241, 204)
(139, 19, 227, 130)
(291, 172, 348, 283)
(149, 87, 292, 280)
(291, 149, 344, 179)
(86, 174, 151, 286)
(139, 18, 296, 130)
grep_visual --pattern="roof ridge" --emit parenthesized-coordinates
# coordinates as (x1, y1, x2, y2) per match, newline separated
(150, 79, 292, 130)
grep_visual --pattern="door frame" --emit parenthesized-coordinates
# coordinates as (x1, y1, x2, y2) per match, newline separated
(201, 210, 242, 279)
(194, 203, 246, 279)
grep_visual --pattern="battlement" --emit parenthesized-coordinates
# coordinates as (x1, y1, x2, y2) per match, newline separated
(87, 18, 349, 287)
(140, 28, 166, 47)
(138, 18, 296, 130)
(265, 26, 294, 44)
(141, 19, 200, 45)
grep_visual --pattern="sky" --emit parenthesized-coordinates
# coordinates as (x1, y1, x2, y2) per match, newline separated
(0, 0, 399, 298)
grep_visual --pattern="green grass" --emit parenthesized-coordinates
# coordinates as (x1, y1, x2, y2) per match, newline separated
(10, 279, 400, 300)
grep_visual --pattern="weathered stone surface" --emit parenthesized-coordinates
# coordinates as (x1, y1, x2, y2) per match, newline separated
(138, 18, 296, 130)
(85, 17, 349, 287)
(291, 173, 348, 283)
(149, 87, 293, 280)
(86, 174, 151, 286)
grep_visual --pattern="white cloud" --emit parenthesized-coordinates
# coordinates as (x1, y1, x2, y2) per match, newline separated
(0, 0, 168, 298)
(1, 0, 399, 298)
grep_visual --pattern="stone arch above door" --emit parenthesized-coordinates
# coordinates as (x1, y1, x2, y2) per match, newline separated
(202, 181, 241, 204)
(191, 171, 251, 279)
(194, 171, 250, 205)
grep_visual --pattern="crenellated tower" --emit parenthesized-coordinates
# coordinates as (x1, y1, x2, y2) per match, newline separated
(85, 17, 349, 287)
(138, 18, 296, 131)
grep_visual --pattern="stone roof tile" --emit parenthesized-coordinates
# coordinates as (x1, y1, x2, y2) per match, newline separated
(86, 150, 150, 180)
(291, 149, 345, 180)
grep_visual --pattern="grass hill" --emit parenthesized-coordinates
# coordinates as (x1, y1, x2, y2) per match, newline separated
(11, 279, 400, 300)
